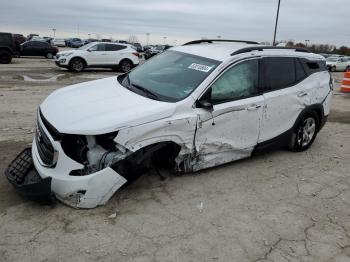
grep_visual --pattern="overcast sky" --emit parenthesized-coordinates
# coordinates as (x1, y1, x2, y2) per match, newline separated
(0, 0, 348, 46)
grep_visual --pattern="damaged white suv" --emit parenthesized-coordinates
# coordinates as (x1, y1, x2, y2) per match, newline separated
(5, 40, 332, 208)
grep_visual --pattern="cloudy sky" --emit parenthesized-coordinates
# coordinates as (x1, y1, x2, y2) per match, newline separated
(0, 0, 348, 46)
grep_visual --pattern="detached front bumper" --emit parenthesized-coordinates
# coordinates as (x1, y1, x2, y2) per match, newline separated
(4, 148, 54, 204)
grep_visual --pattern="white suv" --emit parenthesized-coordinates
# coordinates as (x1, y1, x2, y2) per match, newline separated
(55, 42, 140, 72)
(6, 40, 332, 208)
(326, 56, 350, 72)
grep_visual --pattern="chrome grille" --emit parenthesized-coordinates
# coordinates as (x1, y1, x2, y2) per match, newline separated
(36, 117, 55, 166)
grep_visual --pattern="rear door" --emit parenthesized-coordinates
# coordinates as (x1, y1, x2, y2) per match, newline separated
(259, 57, 311, 143)
(105, 44, 127, 65)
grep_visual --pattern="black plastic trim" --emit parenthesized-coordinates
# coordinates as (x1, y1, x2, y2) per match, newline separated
(231, 46, 310, 56)
(183, 39, 259, 46)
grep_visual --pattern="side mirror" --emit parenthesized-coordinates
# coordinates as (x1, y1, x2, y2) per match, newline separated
(196, 88, 213, 111)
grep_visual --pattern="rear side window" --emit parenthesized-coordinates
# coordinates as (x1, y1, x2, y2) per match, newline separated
(262, 57, 295, 91)
(300, 58, 326, 75)
(105, 44, 127, 51)
(295, 58, 308, 82)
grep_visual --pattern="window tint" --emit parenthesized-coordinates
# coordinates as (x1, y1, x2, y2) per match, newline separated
(89, 43, 105, 51)
(105, 44, 127, 51)
(262, 57, 295, 90)
(295, 58, 307, 82)
(211, 59, 259, 103)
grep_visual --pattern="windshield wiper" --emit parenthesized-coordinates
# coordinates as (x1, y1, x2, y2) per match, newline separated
(130, 82, 160, 100)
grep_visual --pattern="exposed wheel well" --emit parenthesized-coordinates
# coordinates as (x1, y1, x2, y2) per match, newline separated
(111, 141, 181, 183)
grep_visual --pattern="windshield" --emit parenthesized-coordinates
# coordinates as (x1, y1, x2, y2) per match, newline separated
(326, 57, 338, 62)
(124, 50, 220, 102)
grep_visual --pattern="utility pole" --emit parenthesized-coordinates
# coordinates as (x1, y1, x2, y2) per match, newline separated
(51, 28, 56, 38)
(272, 0, 281, 46)
(163, 36, 167, 45)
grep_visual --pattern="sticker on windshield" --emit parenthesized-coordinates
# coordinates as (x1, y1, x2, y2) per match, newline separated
(188, 63, 213, 72)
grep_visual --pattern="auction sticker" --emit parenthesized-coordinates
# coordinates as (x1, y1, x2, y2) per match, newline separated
(188, 63, 213, 72)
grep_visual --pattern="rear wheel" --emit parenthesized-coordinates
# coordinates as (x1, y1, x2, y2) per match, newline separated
(331, 66, 336, 72)
(0, 50, 12, 64)
(289, 112, 319, 152)
(69, 58, 85, 72)
(346, 66, 350, 72)
(119, 59, 133, 73)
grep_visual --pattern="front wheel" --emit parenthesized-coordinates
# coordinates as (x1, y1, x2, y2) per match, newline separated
(0, 50, 12, 64)
(119, 60, 133, 73)
(69, 58, 85, 72)
(289, 112, 319, 152)
(331, 66, 336, 72)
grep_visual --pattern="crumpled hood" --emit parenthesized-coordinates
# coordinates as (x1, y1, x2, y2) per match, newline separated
(40, 76, 176, 135)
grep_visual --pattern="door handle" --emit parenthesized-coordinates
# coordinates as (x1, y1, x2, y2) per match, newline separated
(297, 91, 308, 97)
(246, 104, 262, 111)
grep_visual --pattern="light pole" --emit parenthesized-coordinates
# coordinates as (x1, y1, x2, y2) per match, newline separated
(272, 0, 281, 46)
(305, 40, 310, 47)
(51, 28, 56, 38)
(163, 36, 167, 45)
(146, 33, 150, 45)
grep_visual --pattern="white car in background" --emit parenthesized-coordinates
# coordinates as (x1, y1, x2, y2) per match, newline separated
(326, 56, 350, 72)
(54, 42, 140, 72)
(51, 38, 66, 47)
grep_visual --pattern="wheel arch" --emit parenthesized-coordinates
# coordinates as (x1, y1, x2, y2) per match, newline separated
(69, 56, 88, 67)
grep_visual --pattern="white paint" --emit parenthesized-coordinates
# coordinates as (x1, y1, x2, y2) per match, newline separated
(32, 43, 333, 208)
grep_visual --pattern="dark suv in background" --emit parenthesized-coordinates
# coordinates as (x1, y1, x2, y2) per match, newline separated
(20, 41, 59, 58)
(0, 32, 20, 64)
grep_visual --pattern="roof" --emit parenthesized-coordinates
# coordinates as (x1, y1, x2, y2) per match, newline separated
(171, 42, 324, 62)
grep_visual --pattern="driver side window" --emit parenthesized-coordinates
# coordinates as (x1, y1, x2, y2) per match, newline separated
(211, 59, 259, 104)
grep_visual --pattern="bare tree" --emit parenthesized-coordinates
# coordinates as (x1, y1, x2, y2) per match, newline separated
(128, 35, 138, 44)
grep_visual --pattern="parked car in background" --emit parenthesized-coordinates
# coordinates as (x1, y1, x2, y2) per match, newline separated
(43, 37, 53, 43)
(144, 45, 166, 59)
(27, 34, 39, 41)
(101, 39, 112, 42)
(51, 38, 66, 47)
(0, 32, 20, 63)
(55, 42, 140, 72)
(133, 43, 143, 52)
(12, 34, 26, 45)
(30, 36, 46, 42)
(326, 56, 350, 72)
(20, 41, 59, 58)
(66, 38, 83, 48)
(83, 39, 99, 45)
(8, 40, 332, 208)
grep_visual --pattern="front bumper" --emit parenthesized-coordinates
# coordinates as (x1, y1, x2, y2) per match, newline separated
(5, 112, 128, 209)
(4, 148, 54, 205)
(54, 57, 69, 67)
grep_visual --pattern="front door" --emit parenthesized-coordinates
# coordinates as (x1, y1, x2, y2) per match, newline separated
(193, 58, 264, 171)
(85, 43, 107, 65)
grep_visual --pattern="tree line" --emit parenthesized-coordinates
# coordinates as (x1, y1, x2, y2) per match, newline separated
(284, 41, 350, 56)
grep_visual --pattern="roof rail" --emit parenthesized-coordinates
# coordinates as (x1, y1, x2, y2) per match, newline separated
(231, 46, 311, 56)
(183, 39, 259, 46)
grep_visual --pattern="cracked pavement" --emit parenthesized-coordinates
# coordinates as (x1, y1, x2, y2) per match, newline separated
(0, 58, 350, 261)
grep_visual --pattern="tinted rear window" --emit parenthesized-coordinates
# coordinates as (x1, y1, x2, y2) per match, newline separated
(262, 57, 295, 90)
(105, 44, 127, 51)
(300, 58, 326, 75)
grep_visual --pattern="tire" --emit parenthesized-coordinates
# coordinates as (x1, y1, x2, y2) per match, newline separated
(69, 58, 85, 72)
(346, 66, 350, 72)
(119, 59, 133, 73)
(0, 50, 12, 64)
(331, 66, 336, 72)
(46, 52, 53, 59)
(289, 111, 319, 152)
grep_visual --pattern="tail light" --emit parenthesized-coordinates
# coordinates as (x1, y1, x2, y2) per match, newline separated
(132, 52, 140, 58)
